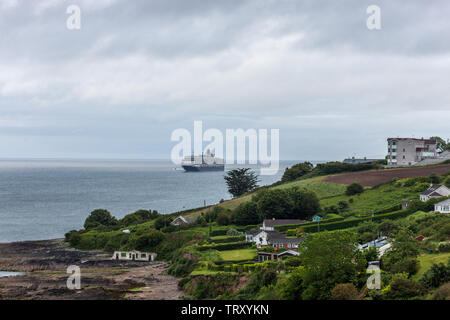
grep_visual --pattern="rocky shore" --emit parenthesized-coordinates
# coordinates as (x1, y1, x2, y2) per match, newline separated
(0, 239, 182, 300)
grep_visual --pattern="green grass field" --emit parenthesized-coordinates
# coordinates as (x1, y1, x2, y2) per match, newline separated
(319, 183, 419, 216)
(273, 176, 347, 199)
(412, 252, 450, 281)
(219, 248, 257, 261)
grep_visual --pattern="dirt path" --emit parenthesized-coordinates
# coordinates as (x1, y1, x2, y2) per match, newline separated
(0, 239, 182, 300)
(323, 164, 450, 187)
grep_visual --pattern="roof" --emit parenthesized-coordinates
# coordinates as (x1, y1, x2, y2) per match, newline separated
(420, 184, 445, 196)
(343, 158, 381, 164)
(277, 250, 300, 257)
(263, 219, 305, 228)
(245, 229, 260, 236)
(387, 138, 437, 144)
(435, 198, 450, 206)
(171, 216, 195, 224)
(271, 237, 304, 244)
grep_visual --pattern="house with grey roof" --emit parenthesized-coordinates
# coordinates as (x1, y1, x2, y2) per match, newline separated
(434, 198, 450, 214)
(170, 215, 195, 226)
(261, 218, 305, 231)
(245, 229, 303, 249)
(419, 184, 450, 202)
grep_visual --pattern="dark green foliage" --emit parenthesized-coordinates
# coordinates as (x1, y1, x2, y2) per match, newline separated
(382, 228, 420, 276)
(281, 162, 313, 182)
(363, 246, 379, 262)
(134, 230, 165, 251)
(84, 209, 118, 230)
(237, 268, 278, 300)
(154, 215, 173, 230)
(64, 230, 81, 246)
(387, 279, 426, 299)
(314, 161, 378, 175)
(299, 231, 366, 300)
(346, 183, 364, 196)
(119, 209, 159, 227)
(187, 273, 240, 299)
(215, 211, 232, 226)
(420, 263, 450, 288)
(233, 201, 260, 225)
(224, 168, 259, 198)
(429, 174, 440, 184)
(196, 241, 251, 251)
(253, 187, 320, 220)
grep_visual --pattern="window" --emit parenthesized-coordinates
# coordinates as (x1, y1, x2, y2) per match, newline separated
(403, 156, 405, 159)
(392, 141, 397, 145)
(392, 156, 396, 159)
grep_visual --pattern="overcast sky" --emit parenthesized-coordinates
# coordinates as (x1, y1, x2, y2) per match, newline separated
(0, 0, 449, 161)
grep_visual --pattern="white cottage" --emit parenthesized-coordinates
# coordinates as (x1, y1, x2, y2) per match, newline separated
(435, 199, 450, 214)
(112, 250, 157, 262)
(420, 184, 450, 202)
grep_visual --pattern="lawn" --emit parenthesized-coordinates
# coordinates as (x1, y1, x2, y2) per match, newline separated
(412, 252, 450, 281)
(219, 248, 257, 261)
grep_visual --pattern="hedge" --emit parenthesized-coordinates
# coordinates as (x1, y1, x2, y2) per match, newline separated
(209, 235, 245, 244)
(196, 241, 251, 251)
(274, 217, 344, 232)
(302, 209, 413, 233)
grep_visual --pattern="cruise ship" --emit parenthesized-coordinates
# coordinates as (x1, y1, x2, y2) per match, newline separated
(181, 149, 224, 172)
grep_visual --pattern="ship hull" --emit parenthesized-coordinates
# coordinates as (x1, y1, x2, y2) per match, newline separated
(182, 165, 224, 172)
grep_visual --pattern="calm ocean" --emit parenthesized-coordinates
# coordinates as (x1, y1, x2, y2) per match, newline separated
(0, 160, 316, 243)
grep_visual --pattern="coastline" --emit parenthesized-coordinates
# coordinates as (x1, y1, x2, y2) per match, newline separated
(0, 239, 182, 300)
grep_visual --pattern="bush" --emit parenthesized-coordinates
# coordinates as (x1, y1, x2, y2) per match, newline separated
(216, 212, 232, 226)
(233, 201, 260, 226)
(433, 282, 450, 300)
(84, 209, 118, 230)
(346, 183, 364, 196)
(439, 243, 450, 253)
(65, 230, 81, 246)
(331, 283, 360, 300)
(135, 230, 165, 251)
(420, 263, 450, 289)
(281, 162, 313, 182)
(387, 279, 426, 299)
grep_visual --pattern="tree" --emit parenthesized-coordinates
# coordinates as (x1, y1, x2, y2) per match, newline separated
(135, 230, 165, 250)
(299, 231, 366, 300)
(382, 228, 420, 276)
(281, 162, 313, 182)
(215, 212, 231, 226)
(224, 168, 259, 198)
(254, 189, 293, 219)
(253, 187, 320, 220)
(233, 201, 260, 225)
(331, 283, 360, 300)
(154, 215, 172, 230)
(430, 136, 449, 152)
(386, 279, 426, 299)
(420, 263, 450, 288)
(346, 183, 364, 196)
(84, 209, 118, 230)
(287, 187, 321, 220)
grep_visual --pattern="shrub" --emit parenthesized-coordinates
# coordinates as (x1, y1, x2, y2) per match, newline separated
(233, 201, 260, 226)
(433, 282, 450, 300)
(281, 162, 314, 182)
(346, 183, 364, 196)
(386, 279, 426, 299)
(420, 263, 450, 289)
(331, 283, 360, 300)
(84, 209, 118, 230)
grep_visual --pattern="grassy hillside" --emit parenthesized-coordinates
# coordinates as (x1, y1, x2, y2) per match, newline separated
(413, 252, 450, 281)
(319, 183, 419, 217)
(184, 176, 347, 219)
